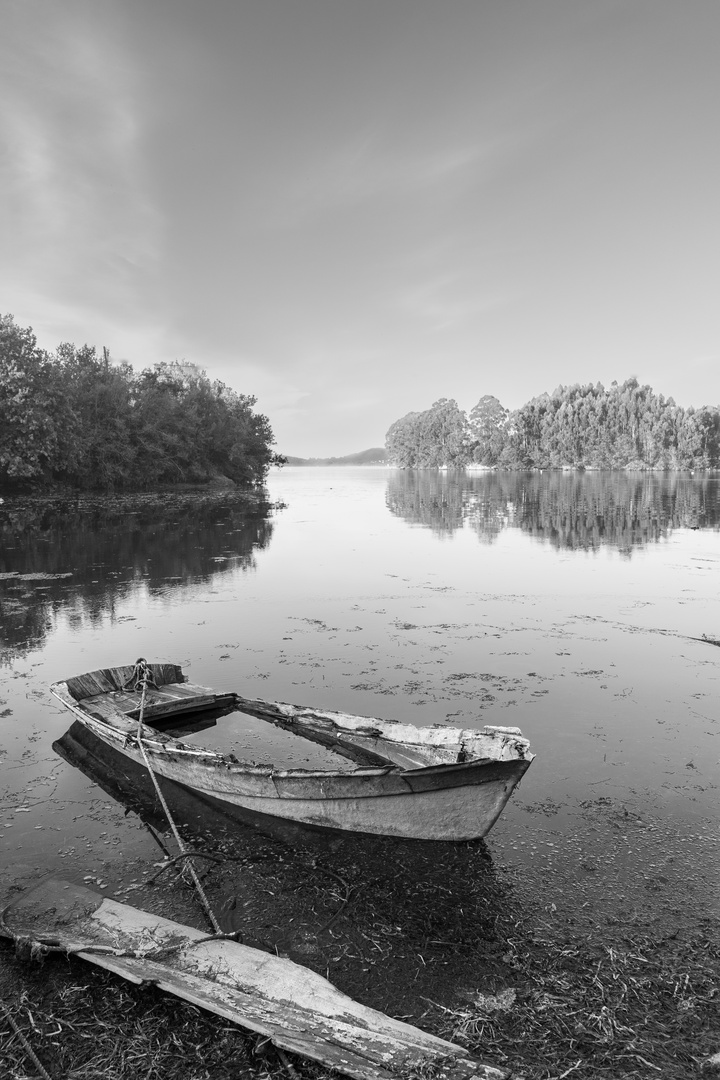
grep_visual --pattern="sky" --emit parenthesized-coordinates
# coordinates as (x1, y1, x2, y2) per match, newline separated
(2, 1, 719, 458)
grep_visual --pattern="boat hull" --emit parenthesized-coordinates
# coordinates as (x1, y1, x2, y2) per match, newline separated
(62, 710, 530, 840)
(49, 664, 533, 842)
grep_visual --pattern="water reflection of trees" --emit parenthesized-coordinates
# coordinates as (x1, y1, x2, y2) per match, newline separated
(385, 470, 720, 552)
(0, 491, 274, 654)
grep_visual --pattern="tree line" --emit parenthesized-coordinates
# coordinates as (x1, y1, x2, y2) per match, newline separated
(0, 313, 282, 492)
(386, 380, 720, 470)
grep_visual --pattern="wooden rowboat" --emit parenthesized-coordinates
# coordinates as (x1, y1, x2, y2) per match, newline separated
(49, 662, 533, 841)
(0, 877, 507, 1080)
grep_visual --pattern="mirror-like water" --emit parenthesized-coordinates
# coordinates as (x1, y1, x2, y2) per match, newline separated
(1, 468, 718, 936)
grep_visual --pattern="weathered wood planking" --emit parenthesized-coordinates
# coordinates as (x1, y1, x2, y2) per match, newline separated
(1, 879, 508, 1080)
(83, 685, 227, 722)
(65, 664, 185, 701)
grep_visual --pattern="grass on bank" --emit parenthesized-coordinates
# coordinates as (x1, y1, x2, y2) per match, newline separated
(2, 898, 719, 1080)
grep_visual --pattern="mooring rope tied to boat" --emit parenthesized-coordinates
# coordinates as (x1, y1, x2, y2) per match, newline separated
(133, 659, 222, 935)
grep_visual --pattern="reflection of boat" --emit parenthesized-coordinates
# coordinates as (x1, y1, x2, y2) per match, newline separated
(50, 663, 533, 841)
(53, 720, 332, 853)
(1, 877, 507, 1080)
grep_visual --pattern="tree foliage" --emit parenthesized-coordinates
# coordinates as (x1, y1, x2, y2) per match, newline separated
(467, 395, 509, 465)
(0, 315, 280, 492)
(386, 380, 720, 470)
(0, 314, 61, 480)
(385, 399, 469, 467)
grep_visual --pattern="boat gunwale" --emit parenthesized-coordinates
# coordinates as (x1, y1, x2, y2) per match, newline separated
(49, 669, 534, 783)
(49, 682, 398, 776)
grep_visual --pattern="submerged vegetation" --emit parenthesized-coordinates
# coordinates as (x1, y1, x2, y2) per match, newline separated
(386, 382, 720, 470)
(0, 314, 282, 493)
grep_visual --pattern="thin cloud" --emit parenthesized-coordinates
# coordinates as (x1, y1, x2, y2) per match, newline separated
(397, 275, 508, 332)
(256, 134, 511, 230)
(0, 6, 160, 328)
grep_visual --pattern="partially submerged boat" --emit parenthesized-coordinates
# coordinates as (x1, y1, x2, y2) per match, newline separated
(49, 662, 533, 841)
(0, 877, 508, 1080)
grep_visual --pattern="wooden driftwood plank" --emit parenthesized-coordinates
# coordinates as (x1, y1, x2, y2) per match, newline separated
(2, 879, 507, 1080)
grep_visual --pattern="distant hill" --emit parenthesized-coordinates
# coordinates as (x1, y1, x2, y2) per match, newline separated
(284, 447, 387, 466)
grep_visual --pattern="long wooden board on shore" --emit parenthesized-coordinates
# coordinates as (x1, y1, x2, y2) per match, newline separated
(1, 878, 507, 1080)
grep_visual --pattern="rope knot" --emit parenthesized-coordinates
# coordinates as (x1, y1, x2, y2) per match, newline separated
(13, 936, 55, 963)
(123, 657, 158, 693)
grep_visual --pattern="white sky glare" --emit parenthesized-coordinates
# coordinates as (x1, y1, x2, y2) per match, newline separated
(2, 0, 719, 457)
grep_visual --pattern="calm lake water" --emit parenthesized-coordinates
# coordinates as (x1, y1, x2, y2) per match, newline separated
(1, 467, 719, 934)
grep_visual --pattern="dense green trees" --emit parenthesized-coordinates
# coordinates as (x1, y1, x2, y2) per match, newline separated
(0, 315, 280, 492)
(0, 314, 62, 482)
(385, 399, 468, 467)
(385, 380, 720, 470)
(466, 395, 509, 465)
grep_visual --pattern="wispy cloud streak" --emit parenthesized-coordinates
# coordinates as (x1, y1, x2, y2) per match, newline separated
(0, 4, 160, 347)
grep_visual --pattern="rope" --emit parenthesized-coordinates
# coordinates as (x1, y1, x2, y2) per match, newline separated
(133, 662, 222, 935)
(0, 998, 54, 1080)
(123, 656, 159, 693)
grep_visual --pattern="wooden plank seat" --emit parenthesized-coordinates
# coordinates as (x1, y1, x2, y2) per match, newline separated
(80, 681, 232, 731)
